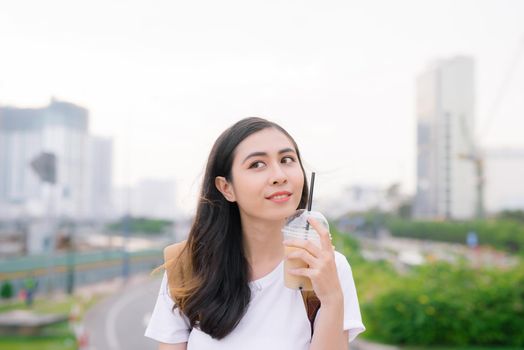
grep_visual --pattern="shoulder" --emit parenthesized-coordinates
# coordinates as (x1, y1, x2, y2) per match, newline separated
(333, 250, 354, 278)
(333, 250, 350, 266)
(163, 240, 187, 262)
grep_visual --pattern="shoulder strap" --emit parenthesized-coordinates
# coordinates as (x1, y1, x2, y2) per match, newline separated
(163, 240, 188, 298)
(163, 240, 187, 265)
(301, 290, 321, 337)
(162, 241, 321, 336)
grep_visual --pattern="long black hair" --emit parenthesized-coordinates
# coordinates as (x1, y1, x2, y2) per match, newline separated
(169, 117, 308, 339)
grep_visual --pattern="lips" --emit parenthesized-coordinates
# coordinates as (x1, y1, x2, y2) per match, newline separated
(266, 191, 292, 200)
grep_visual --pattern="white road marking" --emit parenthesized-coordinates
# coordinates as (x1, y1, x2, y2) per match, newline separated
(105, 286, 143, 350)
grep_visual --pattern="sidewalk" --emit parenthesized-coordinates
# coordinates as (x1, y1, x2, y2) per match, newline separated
(34, 273, 157, 304)
(73, 273, 154, 300)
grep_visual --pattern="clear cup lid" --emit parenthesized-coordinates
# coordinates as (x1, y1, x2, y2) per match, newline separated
(282, 209, 329, 241)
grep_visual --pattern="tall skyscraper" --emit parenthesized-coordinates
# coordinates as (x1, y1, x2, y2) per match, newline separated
(84, 136, 114, 222)
(114, 179, 177, 220)
(484, 148, 524, 213)
(414, 56, 477, 220)
(0, 98, 113, 221)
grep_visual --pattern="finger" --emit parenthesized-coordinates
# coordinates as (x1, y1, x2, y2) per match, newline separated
(307, 217, 332, 251)
(283, 239, 321, 258)
(285, 248, 317, 267)
(288, 267, 315, 278)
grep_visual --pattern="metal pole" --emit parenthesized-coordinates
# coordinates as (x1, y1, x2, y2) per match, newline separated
(66, 222, 75, 295)
(44, 183, 56, 294)
(122, 214, 130, 281)
(476, 159, 485, 220)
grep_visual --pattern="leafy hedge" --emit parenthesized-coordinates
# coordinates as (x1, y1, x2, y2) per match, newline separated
(106, 216, 173, 234)
(386, 219, 524, 254)
(362, 262, 524, 347)
(333, 229, 399, 299)
(333, 223, 524, 347)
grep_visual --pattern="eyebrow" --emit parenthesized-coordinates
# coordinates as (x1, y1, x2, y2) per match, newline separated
(242, 148, 297, 164)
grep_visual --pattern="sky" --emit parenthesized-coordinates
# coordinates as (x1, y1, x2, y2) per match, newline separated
(1, 0, 523, 215)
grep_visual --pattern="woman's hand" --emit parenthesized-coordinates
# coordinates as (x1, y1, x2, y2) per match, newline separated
(283, 217, 343, 306)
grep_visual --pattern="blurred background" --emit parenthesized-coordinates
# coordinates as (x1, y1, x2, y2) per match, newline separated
(0, 0, 523, 349)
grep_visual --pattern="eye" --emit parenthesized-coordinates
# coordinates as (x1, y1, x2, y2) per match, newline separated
(281, 156, 296, 164)
(248, 161, 265, 169)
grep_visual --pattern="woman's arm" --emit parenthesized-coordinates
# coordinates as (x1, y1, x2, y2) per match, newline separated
(308, 294, 349, 349)
(159, 342, 187, 350)
(283, 217, 350, 350)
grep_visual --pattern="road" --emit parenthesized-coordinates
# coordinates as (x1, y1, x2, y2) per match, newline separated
(353, 229, 518, 270)
(83, 275, 161, 350)
(81, 275, 365, 350)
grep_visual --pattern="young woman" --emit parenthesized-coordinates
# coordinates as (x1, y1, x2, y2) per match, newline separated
(145, 117, 364, 349)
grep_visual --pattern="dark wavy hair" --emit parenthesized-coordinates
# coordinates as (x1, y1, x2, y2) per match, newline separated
(168, 117, 309, 339)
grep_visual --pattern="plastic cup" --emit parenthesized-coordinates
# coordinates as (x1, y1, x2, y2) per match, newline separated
(282, 209, 329, 290)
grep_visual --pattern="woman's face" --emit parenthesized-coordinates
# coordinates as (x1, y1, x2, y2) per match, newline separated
(216, 127, 305, 222)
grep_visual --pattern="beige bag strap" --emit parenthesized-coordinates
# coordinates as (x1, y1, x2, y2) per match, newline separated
(163, 240, 320, 336)
(163, 240, 187, 267)
(163, 240, 187, 298)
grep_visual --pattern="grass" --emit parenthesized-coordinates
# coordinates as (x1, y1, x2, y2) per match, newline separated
(0, 320, 76, 350)
(403, 347, 524, 350)
(0, 293, 101, 350)
(0, 336, 76, 350)
(0, 293, 99, 316)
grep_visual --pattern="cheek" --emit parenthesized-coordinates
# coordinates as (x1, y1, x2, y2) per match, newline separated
(291, 167, 305, 189)
(232, 175, 263, 205)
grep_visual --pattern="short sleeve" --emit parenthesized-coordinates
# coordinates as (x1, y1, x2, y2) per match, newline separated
(315, 251, 365, 343)
(144, 272, 191, 344)
(337, 251, 366, 342)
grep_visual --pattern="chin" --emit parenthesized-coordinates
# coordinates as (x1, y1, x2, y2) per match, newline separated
(253, 207, 292, 223)
(275, 206, 299, 221)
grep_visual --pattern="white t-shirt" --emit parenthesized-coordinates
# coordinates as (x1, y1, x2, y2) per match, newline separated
(145, 250, 365, 349)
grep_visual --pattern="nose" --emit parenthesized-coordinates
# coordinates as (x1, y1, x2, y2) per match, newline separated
(270, 163, 288, 185)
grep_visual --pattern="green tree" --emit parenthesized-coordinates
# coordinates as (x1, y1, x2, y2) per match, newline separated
(0, 280, 14, 299)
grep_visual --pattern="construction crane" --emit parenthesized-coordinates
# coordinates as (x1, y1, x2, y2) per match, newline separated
(458, 114, 485, 220)
(457, 35, 524, 220)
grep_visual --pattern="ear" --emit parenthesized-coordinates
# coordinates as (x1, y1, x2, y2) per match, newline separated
(215, 176, 236, 202)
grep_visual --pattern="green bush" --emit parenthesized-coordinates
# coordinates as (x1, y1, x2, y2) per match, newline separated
(333, 226, 399, 303)
(386, 219, 524, 254)
(0, 280, 14, 299)
(107, 216, 173, 234)
(362, 262, 524, 347)
(498, 210, 524, 223)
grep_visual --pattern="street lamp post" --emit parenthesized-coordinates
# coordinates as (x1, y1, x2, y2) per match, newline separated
(30, 152, 57, 294)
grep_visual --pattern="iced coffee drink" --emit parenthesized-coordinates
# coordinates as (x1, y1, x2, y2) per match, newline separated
(283, 209, 329, 290)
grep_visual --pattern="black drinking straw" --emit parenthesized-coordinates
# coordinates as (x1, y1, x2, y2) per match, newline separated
(305, 172, 315, 231)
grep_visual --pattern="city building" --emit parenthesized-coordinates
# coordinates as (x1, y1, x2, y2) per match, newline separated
(414, 56, 477, 220)
(484, 148, 524, 213)
(316, 184, 406, 219)
(0, 98, 113, 222)
(84, 136, 114, 222)
(114, 178, 177, 220)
